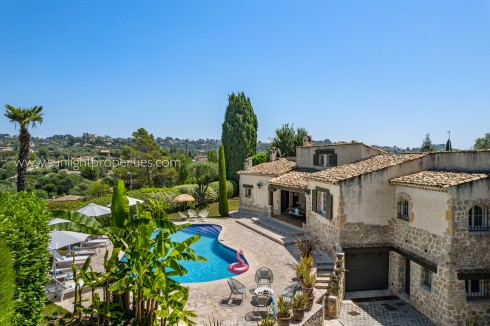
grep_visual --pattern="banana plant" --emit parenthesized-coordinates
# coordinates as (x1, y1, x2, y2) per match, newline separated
(50, 180, 207, 325)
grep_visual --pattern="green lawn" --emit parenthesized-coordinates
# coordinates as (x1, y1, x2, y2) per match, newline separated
(168, 198, 239, 220)
(42, 302, 72, 326)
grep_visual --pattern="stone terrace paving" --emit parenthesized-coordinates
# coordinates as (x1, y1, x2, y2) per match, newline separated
(51, 217, 327, 325)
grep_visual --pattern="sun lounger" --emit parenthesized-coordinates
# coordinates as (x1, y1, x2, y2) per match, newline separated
(51, 250, 90, 265)
(47, 278, 84, 301)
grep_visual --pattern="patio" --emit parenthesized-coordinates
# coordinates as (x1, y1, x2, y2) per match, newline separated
(49, 217, 325, 325)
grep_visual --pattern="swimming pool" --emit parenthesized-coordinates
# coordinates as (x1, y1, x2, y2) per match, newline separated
(158, 224, 247, 283)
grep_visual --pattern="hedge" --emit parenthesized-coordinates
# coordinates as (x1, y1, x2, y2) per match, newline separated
(47, 180, 237, 214)
(0, 192, 51, 326)
(0, 240, 15, 326)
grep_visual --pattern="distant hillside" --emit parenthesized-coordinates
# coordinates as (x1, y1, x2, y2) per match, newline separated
(372, 143, 450, 153)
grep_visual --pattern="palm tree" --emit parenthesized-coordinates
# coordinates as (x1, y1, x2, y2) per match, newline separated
(4, 105, 43, 191)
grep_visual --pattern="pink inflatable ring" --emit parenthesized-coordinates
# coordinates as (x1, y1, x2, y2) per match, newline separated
(228, 249, 249, 274)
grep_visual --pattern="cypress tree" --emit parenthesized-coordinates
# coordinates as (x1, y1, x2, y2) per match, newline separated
(221, 92, 258, 182)
(218, 144, 229, 216)
(0, 241, 15, 326)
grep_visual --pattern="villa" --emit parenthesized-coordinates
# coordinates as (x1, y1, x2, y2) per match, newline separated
(238, 137, 490, 325)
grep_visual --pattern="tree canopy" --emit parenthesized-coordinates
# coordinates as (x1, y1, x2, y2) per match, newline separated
(4, 104, 44, 191)
(218, 144, 229, 216)
(221, 92, 258, 181)
(271, 123, 309, 157)
(473, 132, 490, 150)
(420, 133, 436, 152)
(187, 162, 219, 205)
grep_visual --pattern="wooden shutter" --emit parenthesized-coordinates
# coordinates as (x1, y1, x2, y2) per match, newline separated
(332, 154, 338, 166)
(327, 193, 333, 219)
(311, 190, 317, 212)
(313, 153, 319, 166)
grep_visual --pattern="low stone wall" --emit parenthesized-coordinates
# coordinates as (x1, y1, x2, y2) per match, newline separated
(297, 302, 324, 326)
(327, 253, 346, 319)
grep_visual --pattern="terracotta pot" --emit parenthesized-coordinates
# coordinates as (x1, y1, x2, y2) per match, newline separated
(302, 286, 313, 297)
(293, 308, 305, 321)
(277, 315, 292, 326)
(306, 296, 314, 311)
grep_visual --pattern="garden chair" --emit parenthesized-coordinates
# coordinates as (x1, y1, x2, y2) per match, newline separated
(198, 209, 209, 222)
(251, 295, 273, 314)
(179, 211, 188, 221)
(255, 267, 274, 287)
(227, 278, 247, 304)
(281, 282, 302, 299)
(188, 209, 197, 219)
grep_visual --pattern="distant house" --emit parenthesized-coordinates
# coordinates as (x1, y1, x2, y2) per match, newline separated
(49, 194, 82, 202)
(99, 149, 110, 156)
(238, 136, 490, 325)
(194, 155, 208, 162)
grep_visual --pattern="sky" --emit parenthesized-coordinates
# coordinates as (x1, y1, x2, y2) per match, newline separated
(1, 1, 489, 149)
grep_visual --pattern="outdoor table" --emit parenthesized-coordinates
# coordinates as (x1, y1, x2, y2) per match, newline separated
(254, 287, 274, 296)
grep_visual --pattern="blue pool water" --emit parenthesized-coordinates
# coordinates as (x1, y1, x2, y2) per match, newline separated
(158, 224, 246, 283)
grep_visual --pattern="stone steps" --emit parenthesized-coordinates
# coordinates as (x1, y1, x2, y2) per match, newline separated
(315, 282, 331, 290)
(316, 276, 331, 283)
(234, 216, 307, 246)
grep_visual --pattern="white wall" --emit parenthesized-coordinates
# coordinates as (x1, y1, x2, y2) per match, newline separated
(395, 186, 449, 236)
(239, 174, 271, 213)
(307, 180, 341, 221)
(296, 143, 382, 169)
(341, 156, 434, 225)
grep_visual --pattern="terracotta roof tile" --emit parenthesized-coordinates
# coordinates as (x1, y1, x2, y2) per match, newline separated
(268, 169, 316, 189)
(390, 170, 488, 189)
(309, 153, 427, 184)
(237, 158, 296, 177)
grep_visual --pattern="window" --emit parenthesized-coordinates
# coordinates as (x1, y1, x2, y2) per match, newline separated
(314, 150, 337, 167)
(469, 205, 489, 232)
(422, 268, 432, 289)
(320, 154, 326, 167)
(398, 199, 409, 221)
(245, 188, 252, 197)
(320, 192, 328, 215)
(465, 279, 489, 300)
(316, 190, 332, 219)
(320, 154, 334, 167)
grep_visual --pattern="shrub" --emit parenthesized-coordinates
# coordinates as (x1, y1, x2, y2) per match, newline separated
(47, 181, 237, 215)
(0, 192, 51, 326)
(0, 240, 15, 326)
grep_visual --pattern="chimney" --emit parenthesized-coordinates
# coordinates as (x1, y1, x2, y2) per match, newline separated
(303, 135, 312, 147)
(243, 157, 253, 170)
(270, 147, 278, 161)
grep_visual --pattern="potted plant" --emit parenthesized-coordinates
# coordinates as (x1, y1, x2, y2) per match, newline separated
(257, 314, 276, 326)
(295, 255, 312, 281)
(301, 269, 316, 298)
(276, 296, 292, 326)
(291, 292, 308, 321)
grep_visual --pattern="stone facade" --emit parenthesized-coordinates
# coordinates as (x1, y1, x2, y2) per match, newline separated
(239, 148, 490, 325)
(306, 211, 339, 258)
